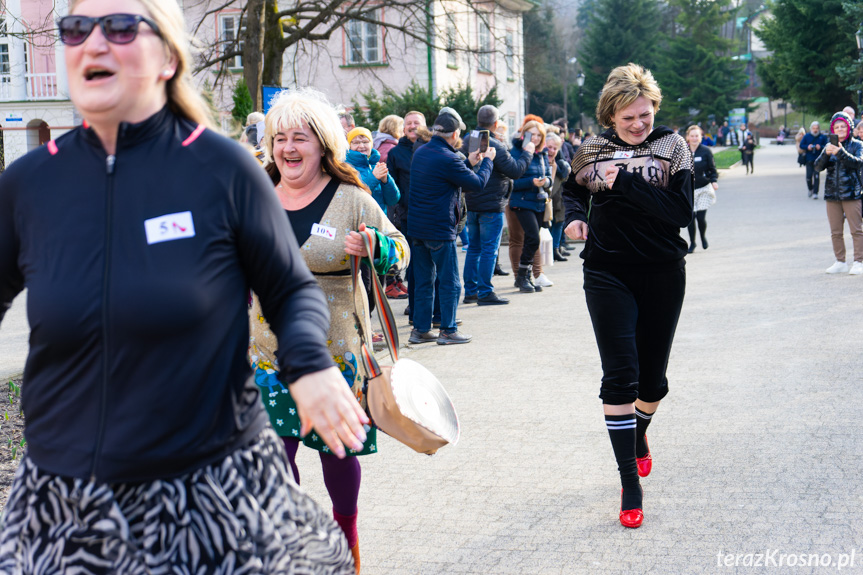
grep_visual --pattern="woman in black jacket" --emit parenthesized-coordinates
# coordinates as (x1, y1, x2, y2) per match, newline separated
(815, 111, 863, 275)
(564, 63, 693, 529)
(685, 125, 719, 253)
(0, 1, 362, 572)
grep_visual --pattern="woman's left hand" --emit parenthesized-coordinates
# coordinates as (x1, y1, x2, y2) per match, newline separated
(604, 166, 620, 188)
(345, 223, 371, 257)
(825, 143, 841, 156)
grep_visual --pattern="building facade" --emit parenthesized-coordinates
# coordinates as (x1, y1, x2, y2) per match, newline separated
(0, 0, 531, 168)
(0, 0, 75, 170)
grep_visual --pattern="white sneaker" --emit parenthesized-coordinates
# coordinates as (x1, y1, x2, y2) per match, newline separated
(826, 261, 850, 274)
(850, 262, 863, 275)
(534, 273, 554, 287)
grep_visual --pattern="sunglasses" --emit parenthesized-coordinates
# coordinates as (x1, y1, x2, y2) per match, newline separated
(57, 14, 161, 46)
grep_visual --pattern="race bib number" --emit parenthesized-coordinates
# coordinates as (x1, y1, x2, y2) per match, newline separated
(613, 150, 634, 159)
(144, 211, 196, 245)
(311, 223, 337, 240)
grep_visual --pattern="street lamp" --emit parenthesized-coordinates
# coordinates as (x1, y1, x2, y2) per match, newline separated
(856, 23, 863, 119)
(575, 72, 585, 131)
(563, 57, 578, 129)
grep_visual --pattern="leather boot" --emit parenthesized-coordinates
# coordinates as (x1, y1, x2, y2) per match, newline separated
(515, 266, 535, 293)
(493, 262, 510, 276)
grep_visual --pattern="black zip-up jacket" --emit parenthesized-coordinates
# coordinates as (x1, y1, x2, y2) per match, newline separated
(563, 126, 693, 270)
(692, 144, 719, 189)
(385, 136, 415, 232)
(0, 107, 333, 482)
(814, 138, 863, 201)
(460, 135, 532, 213)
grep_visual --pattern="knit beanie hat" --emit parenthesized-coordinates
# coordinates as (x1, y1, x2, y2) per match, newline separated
(829, 112, 853, 142)
(346, 127, 373, 145)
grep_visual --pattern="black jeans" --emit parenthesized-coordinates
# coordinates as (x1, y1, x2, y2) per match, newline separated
(513, 208, 543, 267)
(583, 266, 686, 405)
(805, 161, 820, 194)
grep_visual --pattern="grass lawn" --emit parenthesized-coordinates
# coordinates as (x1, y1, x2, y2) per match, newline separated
(712, 147, 746, 169)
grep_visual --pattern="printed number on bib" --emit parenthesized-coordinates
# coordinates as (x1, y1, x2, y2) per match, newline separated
(145, 211, 196, 245)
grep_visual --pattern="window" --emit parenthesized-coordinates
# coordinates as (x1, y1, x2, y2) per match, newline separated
(507, 113, 516, 138)
(346, 10, 383, 65)
(218, 14, 243, 69)
(477, 16, 492, 72)
(446, 15, 458, 68)
(505, 31, 514, 79)
(0, 18, 9, 75)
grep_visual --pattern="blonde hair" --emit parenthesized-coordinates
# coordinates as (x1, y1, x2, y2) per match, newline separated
(70, 0, 215, 129)
(686, 125, 702, 137)
(378, 115, 404, 138)
(247, 112, 264, 125)
(521, 120, 547, 150)
(546, 133, 562, 146)
(263, 88, 367, 191)
(596, 63, 662, 129)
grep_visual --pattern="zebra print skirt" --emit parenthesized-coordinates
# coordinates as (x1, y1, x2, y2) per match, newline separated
(0, 428, 354, 574)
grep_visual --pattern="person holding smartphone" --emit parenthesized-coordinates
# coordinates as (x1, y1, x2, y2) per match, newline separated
(461, 105, 534, 305)
(815, 111, 863, 274)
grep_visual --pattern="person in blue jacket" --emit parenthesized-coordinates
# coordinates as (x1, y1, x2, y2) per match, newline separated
(509, 120, 553, 293)
(346, 127, 400, 212)
(408, 108, 495, 345)
(800, 121, 828, 198)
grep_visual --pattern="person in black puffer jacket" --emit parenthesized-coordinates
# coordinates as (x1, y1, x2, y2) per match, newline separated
(815, 111, 863, 275)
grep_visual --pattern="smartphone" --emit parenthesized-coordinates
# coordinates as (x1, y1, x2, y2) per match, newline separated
(478, 130, 489, 153)
(523, 131, 534, 143)
(829, 134, 839, 147)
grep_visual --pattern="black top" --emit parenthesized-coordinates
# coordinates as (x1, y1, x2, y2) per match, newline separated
(563, 126, 694, 271)
(286, 177, 339, 246)
(0, 107, 333, 482)
(460, 135, 532, 213)
(692, 144, 719, 189)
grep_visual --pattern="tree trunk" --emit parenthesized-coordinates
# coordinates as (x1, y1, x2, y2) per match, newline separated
(262, 0, 285, 90)
(243, 0, 266, 111)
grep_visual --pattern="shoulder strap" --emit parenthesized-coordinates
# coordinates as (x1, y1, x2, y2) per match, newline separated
(351, 228, 400, 378)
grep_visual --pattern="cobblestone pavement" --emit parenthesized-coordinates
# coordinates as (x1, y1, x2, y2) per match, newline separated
(2, 143, 862, 574)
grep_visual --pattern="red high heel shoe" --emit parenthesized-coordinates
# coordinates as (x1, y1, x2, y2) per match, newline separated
(636, 436, 652, 478)
(619, 489, 644, 529)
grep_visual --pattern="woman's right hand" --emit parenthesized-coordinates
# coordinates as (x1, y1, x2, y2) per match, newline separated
(824, 143, 841, 156)
(290, 366, 370, 458)
(372, 162, 388, 182)
(565, 220, 588, 241)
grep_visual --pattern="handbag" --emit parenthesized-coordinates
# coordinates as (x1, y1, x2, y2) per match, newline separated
(539, 226, 554, 267)
(350, 229, 460, 455)
(543, 198, 553, 222)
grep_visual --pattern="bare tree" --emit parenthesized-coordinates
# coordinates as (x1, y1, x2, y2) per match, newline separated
(0, 1, 61, 49)
(191, 0, 511, 107)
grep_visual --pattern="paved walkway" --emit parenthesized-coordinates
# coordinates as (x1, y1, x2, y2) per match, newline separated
(295, 143, 862, 574)
(2, 143, 862, 573)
